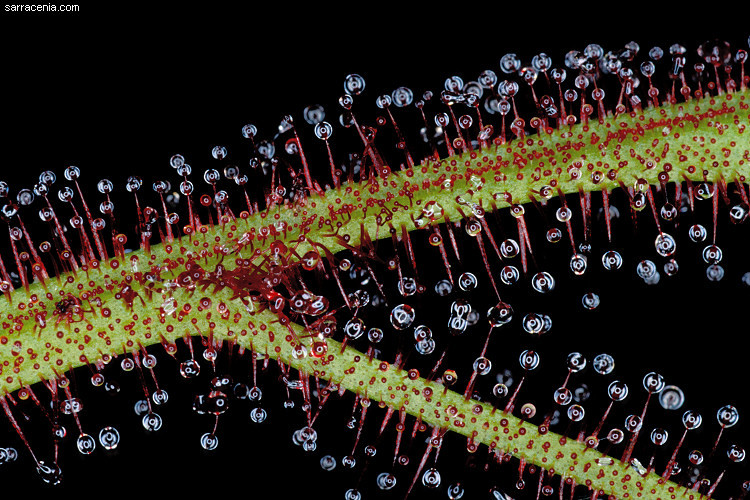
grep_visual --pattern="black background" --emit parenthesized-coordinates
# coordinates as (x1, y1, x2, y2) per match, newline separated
(1, 3, 748, 499)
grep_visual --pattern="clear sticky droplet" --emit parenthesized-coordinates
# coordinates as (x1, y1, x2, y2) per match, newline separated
(659, 385, 685, 410)
(434, 279, 453, 296)
(520, 403, 537, 419)
(487, 301, 513, 327)
(607, 428, 624, 444)
(98, 426, 120, 450)
(630, 192, 647, 211)
(650, 427, 669, 446)
(250, 407, 267, 423)
(643, 372, 665, 393)
(730, 203, 749, 223)
(728, 444, 745, 463)
(200, 432, 219, 451)
(706, 264, 724, 281)
(152, 389, 169, 405)
(458, 272, 478, 291)
(211, 146, 228, 160)
(0, 448, 17, 464)
(76, 433, 96, 455)
(654, 232, 677, 257)
(629, 457, 648, 476)
(608, 381, 629, 401)
(569, 253, 588, 275)
(464, 217, 482, 237)
(303, 104, 325, 125)
(624, 414, 643, 433)
(490, 486, 513, 499)
(660, 202, 678, 221)
(376, 472, 397, 490)
(546, 227, 562, 243)
(391, 87, 414, 107)
(581, 292, 600, 310)
(568, 404, 585, 422)
(180, 358, 201, 378)
(717, 405, 739, 428)
(390, 304, 415, 330)
(344, 489, 362, 500)
(133, 399, 149, 416)
(413, 325, 432, 342)
(695, 182, 714, 200)
(422, 468, 442, 488)
(522, 313, 545, 335)
(415, 338, 436, 355)
(344, 74, 366, 96)
(593, 354, 615, 375)
(169, 154, 185, 168)
(367, 327, 384, 343)
(314, 121, 333, 140)
(447, 482, 465, 499)
(531, 271, 555, 293)
(682, 410, 703, 430)
(473, 357, 492, 375)
(689, 224, 707, 243)
(499, 265, 520, 285)
(664, 259, 679, 276)
(500, 239, 519, 258)
(567, 352, 587, 372)
(500, 53, 521, 74)
(344, 317, 366, 339)
(602, 250, 623, 270)
(636, 260, 657, 280)
(519, 350, 540, 370)
(447, 300, 471, 335)
(36, 461, 62, 485)
(556, 206, 572, 222)
(493, 383, 509, 399)
(554, 387, 573, 405)
(320, 454, 337, 471)
(142, 412, 163, 432)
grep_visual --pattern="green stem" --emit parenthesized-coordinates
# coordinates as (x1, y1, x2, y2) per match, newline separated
(0, 89, 747, 498)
